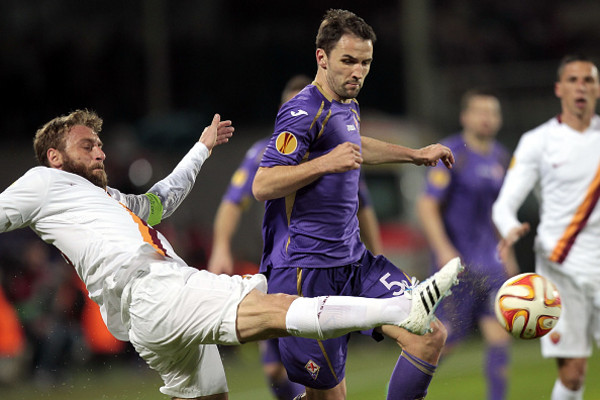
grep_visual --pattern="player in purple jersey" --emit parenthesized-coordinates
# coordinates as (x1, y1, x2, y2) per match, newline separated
(417, 89, 516, 400)
(2, 108, 464, 400)
(253, 9, 463, 400)
(209, 75, 383, 399)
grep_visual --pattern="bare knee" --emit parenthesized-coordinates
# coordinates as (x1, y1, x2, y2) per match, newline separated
(305, 378, 346, 400)
(382, 319, 447, 364)
(558, 358, 587, 390)
(236, 290, 297, 342)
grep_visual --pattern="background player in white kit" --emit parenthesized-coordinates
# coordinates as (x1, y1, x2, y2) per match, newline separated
(493, 55, 600, 400)
(0, 109, 462, 399)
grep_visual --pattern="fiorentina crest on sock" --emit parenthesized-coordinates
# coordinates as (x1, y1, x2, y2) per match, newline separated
(494, 273, 562, 339)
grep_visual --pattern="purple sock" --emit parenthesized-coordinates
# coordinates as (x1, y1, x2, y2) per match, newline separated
(387, 351, 437, 400)
(486, 345, 509, 400)
(269, 377, 305, 400)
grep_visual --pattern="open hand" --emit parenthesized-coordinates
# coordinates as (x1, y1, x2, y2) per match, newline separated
(199, 114, 234, 153)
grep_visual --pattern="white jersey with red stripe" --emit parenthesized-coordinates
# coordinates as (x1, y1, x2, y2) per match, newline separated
(493, 115, 600, 279)
(0, 142, 209, 340)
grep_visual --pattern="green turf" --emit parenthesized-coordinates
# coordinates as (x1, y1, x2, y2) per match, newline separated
(1, 336, 598, 399)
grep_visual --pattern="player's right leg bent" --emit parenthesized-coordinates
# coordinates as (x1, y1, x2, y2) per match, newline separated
(123, 261, 266, 398)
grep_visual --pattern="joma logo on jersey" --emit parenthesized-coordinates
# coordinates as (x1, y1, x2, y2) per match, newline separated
(346, 124, 356, 131)
(305, 359, 320, 380)
(291, 109, 308, 117)
(276, 132, 298, 155)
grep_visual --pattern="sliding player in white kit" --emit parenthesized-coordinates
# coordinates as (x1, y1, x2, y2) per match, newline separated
(0, 109, 462, 399)
(492, 55, 600, 400)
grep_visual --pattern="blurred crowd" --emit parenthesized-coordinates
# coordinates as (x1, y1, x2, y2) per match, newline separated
(0, 223, 214, 388)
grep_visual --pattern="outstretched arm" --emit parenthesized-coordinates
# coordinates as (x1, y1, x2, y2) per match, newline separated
(253, 141, 363, 201)
(361, 136, 454, 168)
(200, 114, 234, 153)
(109, 114, 234, 225)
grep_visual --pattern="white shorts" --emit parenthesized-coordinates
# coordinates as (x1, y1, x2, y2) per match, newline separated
(122, 261, 267, 398)
(537, 254, 600, 358)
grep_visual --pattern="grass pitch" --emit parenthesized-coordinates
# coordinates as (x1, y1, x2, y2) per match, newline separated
(2, 335, 598, 399)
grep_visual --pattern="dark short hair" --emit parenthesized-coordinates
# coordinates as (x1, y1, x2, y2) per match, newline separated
(557, 54, 598, 81)
(33, 109, 103, 167)
(460, 88, 500, 112)
(315, 9, 376, 56)
(281, 74, 312, 104)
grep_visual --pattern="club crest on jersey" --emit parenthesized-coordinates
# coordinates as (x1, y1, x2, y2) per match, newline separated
(305, 359, 320, 380)
(550, 331, 561, 345)
(428, 169, 450, 189)
(231, 168, 248, 187)
(276, 132, 298, 155)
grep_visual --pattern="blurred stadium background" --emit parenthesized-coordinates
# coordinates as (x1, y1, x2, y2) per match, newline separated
(1, 0, 599, 398)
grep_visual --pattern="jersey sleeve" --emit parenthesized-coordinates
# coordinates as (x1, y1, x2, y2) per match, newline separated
(260, 99, 320, 168)
(108, 142, 210, 226)
(424, 137, 461, 202)
(0, 168, 49, 232)
(423, 163, 453, 202)
(492, 131, 541, 238)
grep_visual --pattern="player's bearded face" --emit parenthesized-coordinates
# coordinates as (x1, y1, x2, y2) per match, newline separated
(62, 152, 108, 188)
(326, 35, 373, 101)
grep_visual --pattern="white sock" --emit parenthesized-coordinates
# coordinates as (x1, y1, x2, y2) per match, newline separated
(551, 378, 583, 400)
(285, 295, 411, 340)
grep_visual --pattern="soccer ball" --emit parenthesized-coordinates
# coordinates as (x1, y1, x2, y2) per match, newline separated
(494, 273, 562, 339)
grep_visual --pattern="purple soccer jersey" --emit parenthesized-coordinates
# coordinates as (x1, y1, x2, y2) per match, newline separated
(423, 133, 511, 342)
(258, 83, 413, 389)
(222, 137, 270, 207)
(259, 84, 365, 271)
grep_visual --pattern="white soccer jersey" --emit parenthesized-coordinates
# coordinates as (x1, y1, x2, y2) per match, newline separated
(0, 142, 209, 340)
(493, 115, 600, 278)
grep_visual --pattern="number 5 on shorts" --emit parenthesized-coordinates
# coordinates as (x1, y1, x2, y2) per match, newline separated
(379, 272, 410, 296)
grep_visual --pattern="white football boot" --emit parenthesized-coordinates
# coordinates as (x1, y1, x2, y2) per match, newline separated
(398, 257, 464, 335)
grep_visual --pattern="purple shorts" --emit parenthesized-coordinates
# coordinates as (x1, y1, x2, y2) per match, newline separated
(265, 250, 411, 389)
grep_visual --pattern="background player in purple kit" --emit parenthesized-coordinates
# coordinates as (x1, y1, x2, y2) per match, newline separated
(253, 9, 462, 400)
(209, 74, 383, 399)
(416, 89, 516, 400)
